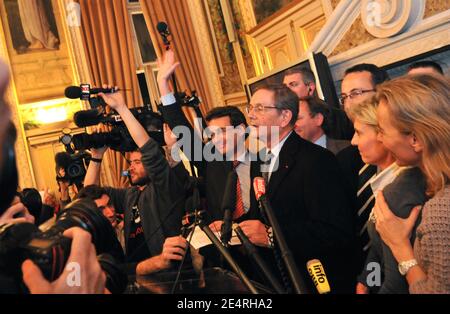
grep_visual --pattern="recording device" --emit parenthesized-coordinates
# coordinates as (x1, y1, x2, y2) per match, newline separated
(64, 83, 166, 152)
(17, 189, 42, 222)
(157, 21, 171, 48)
(307, 259, 330, 294)
(65, 84, 119, 101)
(0, 198, 127, 294)
(54, 150, 91, 189)
(253, 177, 308, 294)
(220, 171, 237, 246)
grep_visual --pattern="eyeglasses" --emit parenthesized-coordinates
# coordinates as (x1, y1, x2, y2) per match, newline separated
(339, 89, 376, 105)
(245, 103, 279, 114)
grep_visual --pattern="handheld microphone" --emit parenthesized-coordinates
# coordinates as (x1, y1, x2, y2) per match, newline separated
(253, 177, 269, 223)
(307, 259, 331, 294)
(65, 84, 119, 100)
(156, 21, 170, 36)
(220, 171, 237, 245)
(156, 21, 171, 47)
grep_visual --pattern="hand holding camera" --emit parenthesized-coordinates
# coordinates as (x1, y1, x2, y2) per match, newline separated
(21, 227, 106, 294)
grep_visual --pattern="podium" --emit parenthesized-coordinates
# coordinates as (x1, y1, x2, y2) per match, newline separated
(126, 267, 273, 294)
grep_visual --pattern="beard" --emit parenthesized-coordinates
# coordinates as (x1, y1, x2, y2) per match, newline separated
(130, 174, 150, 187)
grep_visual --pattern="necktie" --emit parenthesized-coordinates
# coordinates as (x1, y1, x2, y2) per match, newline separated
(356, 164, 377, 252)
(261, 150, 273, 184)
(232, 160, 245, 220)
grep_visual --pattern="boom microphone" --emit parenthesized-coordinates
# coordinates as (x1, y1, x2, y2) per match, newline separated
(73, 109, 103, 128)
(65, 85, 119, 100)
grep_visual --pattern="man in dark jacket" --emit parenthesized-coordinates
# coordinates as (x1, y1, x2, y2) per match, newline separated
(246, 84, 357, 293)
(83, 88, 187, 275)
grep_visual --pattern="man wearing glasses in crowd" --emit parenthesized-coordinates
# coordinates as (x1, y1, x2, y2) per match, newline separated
(336, 63, 390, 275)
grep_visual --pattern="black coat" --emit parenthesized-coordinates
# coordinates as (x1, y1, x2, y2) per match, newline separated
(265, 132, 357, 293)
(159, 103, 263, 224)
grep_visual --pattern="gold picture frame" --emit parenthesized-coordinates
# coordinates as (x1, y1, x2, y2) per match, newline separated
(0, 0, 77, 104)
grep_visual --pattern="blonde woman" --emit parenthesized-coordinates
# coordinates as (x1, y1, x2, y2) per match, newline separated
(374, 74, 450, 293)
(347, 99, 428, 294)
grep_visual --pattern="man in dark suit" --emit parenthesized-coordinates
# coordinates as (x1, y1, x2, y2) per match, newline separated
(157, 50, 263, 227)
(156, 50, 274, 285)
(295, 96, 350, 155)
(336, 63, 390, 279)
(283, 67, 354, 140)
(245, 85, 356, 293)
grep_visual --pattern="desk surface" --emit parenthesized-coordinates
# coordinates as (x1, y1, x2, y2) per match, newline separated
(126, 267, 272, 294)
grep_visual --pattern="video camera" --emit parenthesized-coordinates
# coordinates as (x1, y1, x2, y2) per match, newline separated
(64, 84, 165, 152)
(54, 148, 91, 189)
(0, 198, 127, 294)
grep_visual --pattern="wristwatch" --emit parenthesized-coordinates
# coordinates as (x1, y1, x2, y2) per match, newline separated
(91, 157, 103, 163)
(398, 259, 418, 275)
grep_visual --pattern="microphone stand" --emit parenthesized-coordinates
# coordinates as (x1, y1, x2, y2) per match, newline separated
(259, 195, 308, 294)
(234, 225, 285, 294)
(157, 24, 199, 177)
(195, 211, 259, 294)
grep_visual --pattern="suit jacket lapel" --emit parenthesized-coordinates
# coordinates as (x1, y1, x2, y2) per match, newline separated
(267, 133, 300, 198)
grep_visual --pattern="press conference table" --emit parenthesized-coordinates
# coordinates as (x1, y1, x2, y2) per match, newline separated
(125, 267, 272, 294)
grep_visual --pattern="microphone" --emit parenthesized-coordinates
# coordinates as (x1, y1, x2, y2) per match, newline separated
(181, 187, 202, 238)
(307, 259, 330, 294)
(55, 151, 71, 170)
(73, 109, 103, 128)
(253, 177, 309, 294)
(65, 84, 119, 100)
(156, 21, 171, 48)
(220, 171, 237, 246)
(181, 197, 194, 238)
(156, 21, 170, 36)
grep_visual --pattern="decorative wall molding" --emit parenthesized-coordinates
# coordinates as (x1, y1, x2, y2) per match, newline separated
(246, 0, 327, 76)
(237, 0, 257, 32)
(186, 0, 225, 107)
(308, 0, 449, 82)
(307, 0, 361, 56)
(59, 0, 92, 105)
(329, 9, 450, 81)
(0, 14, 35, 188)
(361, 0, 425, 38)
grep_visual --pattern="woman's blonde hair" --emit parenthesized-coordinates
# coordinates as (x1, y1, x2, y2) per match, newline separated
(345, 97, 379, 131)
(376, 74, 450, 196)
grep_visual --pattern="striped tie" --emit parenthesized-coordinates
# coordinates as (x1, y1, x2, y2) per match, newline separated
(356, 164, 377, 252)
(261, 150, 273, 184)
(232, 161, 245, 220)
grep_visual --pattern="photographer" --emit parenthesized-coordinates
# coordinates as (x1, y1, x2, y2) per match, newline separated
(21, 227, 106, 294)
(0, 59, 106, 294)
(83, 86, 188, 275)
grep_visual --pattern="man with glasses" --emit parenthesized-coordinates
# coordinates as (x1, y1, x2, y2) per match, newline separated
(245, 85, 356, 293)
(336, 63, 390, 279)
(156, 50, 276, 283)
